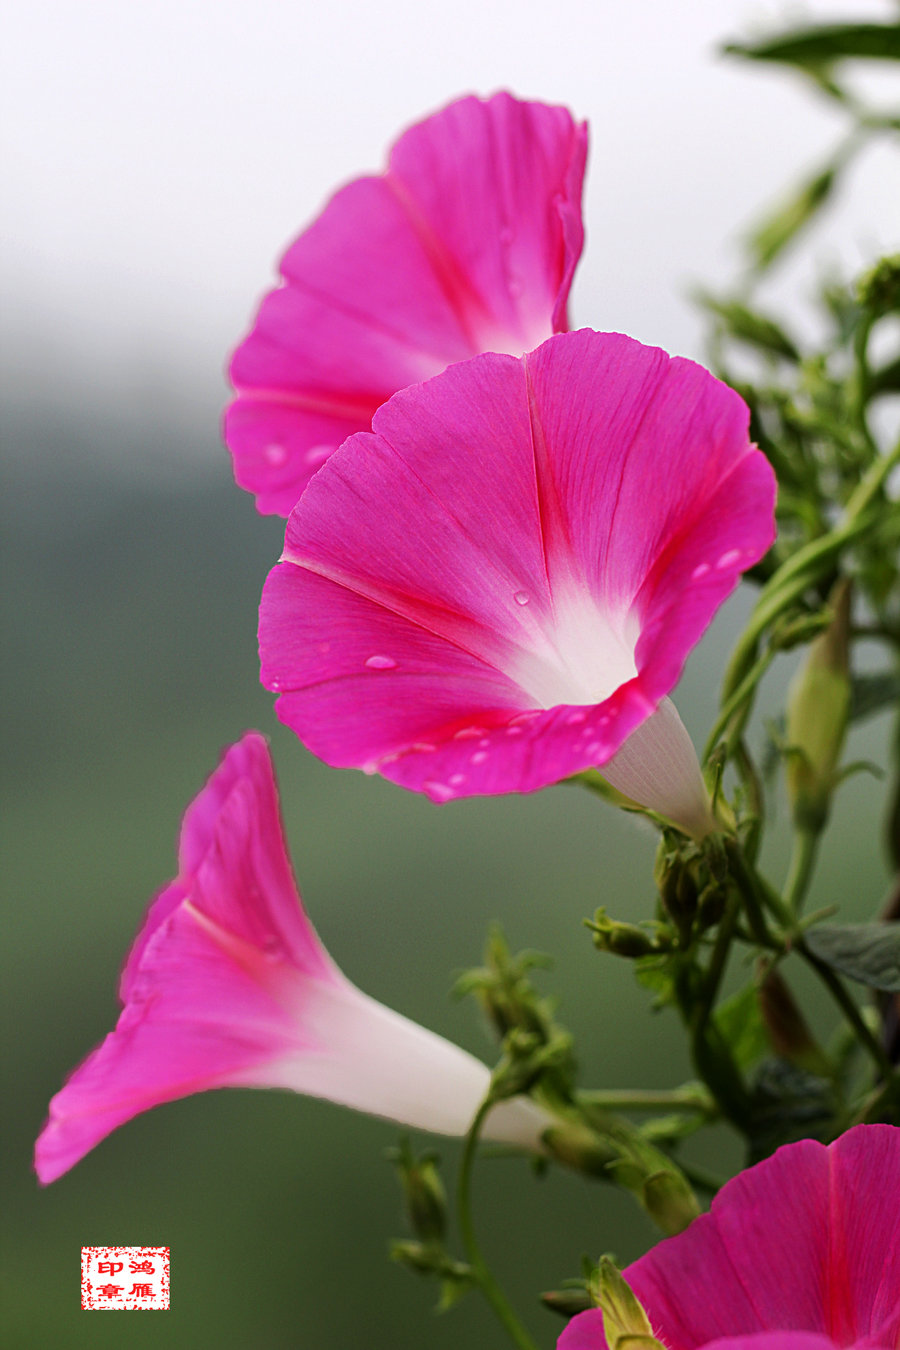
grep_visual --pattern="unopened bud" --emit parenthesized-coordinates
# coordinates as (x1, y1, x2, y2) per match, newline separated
(588, 909, 659, 959)
(641, 1169, 701, 1235)
(786, 581, 851, 830)
(388, 1143, 447, 1243)
(590, 1257, 666, 1350)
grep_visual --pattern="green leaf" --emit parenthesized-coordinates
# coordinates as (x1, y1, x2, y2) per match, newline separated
(804, 922, 900, 991)
(850, 672, 900, 723)
(713, 983, 770, 1071)
(725, 23, 900, 69)
(695, 291, 800, 360)
(747, 165, 839, 270)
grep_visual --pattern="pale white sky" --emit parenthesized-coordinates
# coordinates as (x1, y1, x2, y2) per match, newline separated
(2, 0, 897, 466)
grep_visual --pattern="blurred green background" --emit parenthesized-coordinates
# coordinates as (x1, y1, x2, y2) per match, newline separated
(2, 385, 891, 1349)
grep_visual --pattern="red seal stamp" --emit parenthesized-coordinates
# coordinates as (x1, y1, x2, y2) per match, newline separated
(81, 1247, 169, 1310)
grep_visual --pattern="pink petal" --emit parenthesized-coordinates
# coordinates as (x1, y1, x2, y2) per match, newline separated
(624, 1125, 900, 1349)
(226, 92, 587, 514)
(35, 733, 550, 1184)
(260, 331, 775, 808)
(558, 1325, 842, 1350)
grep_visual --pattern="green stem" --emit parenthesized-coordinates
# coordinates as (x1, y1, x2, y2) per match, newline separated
(576, 1085, 717, 1116)
(703, 648, 776, 761)
(783, 825, 821, 917)
(457, 1098, 540, 1350)
(798, 946, 894, 1080)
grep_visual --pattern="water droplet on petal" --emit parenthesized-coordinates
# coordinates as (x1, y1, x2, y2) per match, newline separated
(365, 654, 397, 670)
(453, 725, 484, 740)
(424, 780, 455, 803)
(448, 773, 466, 786)
(716, 548, 742, 570)
(566, 710, 586, 725)
(306, 444, 332, 468)
(506, 725, 523, 737)
(264, 442, 287, 466)
(691, 562, 711, 580)
(587, 741, 604, 757)
(412, 741, 436, 753)
(509, 710, 539, 726)
(479, 739, 491, 749)
(471, 751, 488, 765)
(514, 590, 530, 606)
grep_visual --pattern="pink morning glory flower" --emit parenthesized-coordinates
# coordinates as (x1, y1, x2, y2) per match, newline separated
(34, 733, 549, 1184)
(226, 91, 587, 515)
(259, 329, 776, 836)
(559, 1123, 900, 1350)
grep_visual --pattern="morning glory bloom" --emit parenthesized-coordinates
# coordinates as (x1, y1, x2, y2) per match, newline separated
(559, 1124, 900, 1350)
(226, 92, 587, 514)
(259, 329, 776, 836)
(34, 734, 549, 1184)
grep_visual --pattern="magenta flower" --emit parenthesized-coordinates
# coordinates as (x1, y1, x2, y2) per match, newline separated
(559, 1124, 900, 1350)
(259, 329, 776, 836)
(226, 92, 587, 515)
(34, 734, 549, 1184)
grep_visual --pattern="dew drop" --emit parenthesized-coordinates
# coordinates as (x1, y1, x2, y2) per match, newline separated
(513, 590, 530, 606)
(586, 740, 603, 757)
(478, 738, 491, 749)
(506, 725, 523, 737)
(509, 710, 539, 726)
(453, 725, 484, 740)
(306, 444, 332, 468)
(566, 710, 586, 725)
(424, 780, 455, 803)
(471, 751, 488, 765)
(716, 548, 742, 570)
(412, 741, 437, 753)
(448, 772, 466, 786)
(264, 442, 287, 466)
(365, 654, 397, 670)
(691, 561, 711, 580)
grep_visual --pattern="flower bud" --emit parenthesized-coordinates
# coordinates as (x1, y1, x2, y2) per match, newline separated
(388, 1142, 447, 1244)
(587, 909, 661, 959)
(785, 580, 851, 830)
(589, 1256, 666, 1350)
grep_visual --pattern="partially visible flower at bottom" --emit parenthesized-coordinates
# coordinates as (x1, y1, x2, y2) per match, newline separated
(560, 1123, 900, 1350)
(34, 733, 549, 1184)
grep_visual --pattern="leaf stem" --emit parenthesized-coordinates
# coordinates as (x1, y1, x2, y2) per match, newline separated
(457, 1098, 540, 1350)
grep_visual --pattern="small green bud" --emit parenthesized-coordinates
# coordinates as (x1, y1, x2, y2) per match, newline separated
(640, 1169, 701, 1235)
(785, 581, 852, 830)
(589, 1257, 666, 1350)
(541, 1286, 594, 1319)
(388, 1142, 447, 1243)
(587, 908, 659, 958)
(542, 1119, 619, 1177)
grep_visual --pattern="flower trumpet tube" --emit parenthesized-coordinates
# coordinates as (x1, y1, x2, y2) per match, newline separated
(34, 734, 550, 1185)
(226, 92, 587, 515)
(259, 329, 776, 837)
(560, 1124, 900, 1350)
